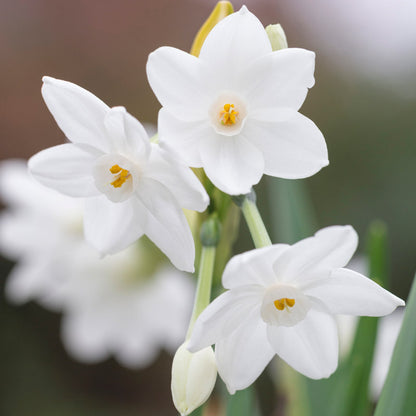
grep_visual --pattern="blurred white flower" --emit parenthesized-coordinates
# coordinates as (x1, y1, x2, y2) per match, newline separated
(0, 159, 194, 368)
(188, 226, 404, 393)
(370, 308, 404, 399)
(61, 256, 194, 368)
(0, 159, 85, 310)
(29, 76, 209, 272)
(147, 6, 328, 195)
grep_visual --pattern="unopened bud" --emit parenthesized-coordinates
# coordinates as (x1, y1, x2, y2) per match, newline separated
(200, 216, 221, 247)
(190, 1, 234, 57)
(266, 23, 288, 51)
(171, 341, 217, 415)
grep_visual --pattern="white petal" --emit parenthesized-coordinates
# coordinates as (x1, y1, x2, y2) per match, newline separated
(305, 268, 405, 316)
(222, 245, 290, 290)
(147, 47, 209, 121)
(28, 143, 101, 197)
(103, 106, 150, 161)
(144, 144, 209, 212)
(188, 286, 265, 352)
(268, 308, 339, 379)
(273, 225, 359, 286)
(243, 112, 328, 179)
(215, 313, 275, 394)
(199, 7, 272, 90)
(135, 178, 196, 272)
(199, 133, 264, 195)
(83, 195, 145, 254)
(61, 313, 109, 363)
(244, 48, 315, 111)
(5, 258, 51, 305)
(42, 76, 111, 151)
(158, 108, 209, 167)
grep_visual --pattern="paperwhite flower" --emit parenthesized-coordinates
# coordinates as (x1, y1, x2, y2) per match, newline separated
(371, 308, 404, 399)
(0, 159, 85, 310)
(61, 258, 194, 368)
(147, 6, 328, 195)
(188, 226, 404, 393)
(0, 160, 195, 367)
(29, 77, 209, 272)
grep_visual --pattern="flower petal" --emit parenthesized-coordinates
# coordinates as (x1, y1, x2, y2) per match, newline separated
(83, 195, 145, 254)
(158, 108, 210, 167)
(144, 144, 209, 212)
(215, 313, 275, 394)
(243, 112, 328, 179)
(273, 225, 359, 286)
(199, 133, 264, 195)
(267, 308, 339, 379)
(103, 106, 150, 161)
(222, 244, 290, 290)
(244, 48, 315, 111)
(147, 47, 209, 121)
(61, 312, 109, 363)
(135, 178, 196, 272)
(188, 285, 265, 352)
(42, 76, 111, 151)
(305, 268, 405, 316)
(199, 6, 271, 90)
(28, 143, 101, 197)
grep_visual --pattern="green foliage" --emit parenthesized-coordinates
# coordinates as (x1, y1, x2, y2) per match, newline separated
(268, 177, 390, 416)
(374, 274, 416, 416)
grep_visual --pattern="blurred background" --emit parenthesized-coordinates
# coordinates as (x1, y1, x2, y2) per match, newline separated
(1, 0, 415, 415)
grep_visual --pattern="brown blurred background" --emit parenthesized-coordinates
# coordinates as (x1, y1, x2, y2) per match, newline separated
(1, 0, 415, 415)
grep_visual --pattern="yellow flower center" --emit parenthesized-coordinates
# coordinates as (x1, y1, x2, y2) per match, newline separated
(109, 164, 131, 188)
(274, 298, 295, 311)
(220, 103, 239, 125)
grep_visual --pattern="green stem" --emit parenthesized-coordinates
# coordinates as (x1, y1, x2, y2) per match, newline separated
(186, 245, 216, 339)
(240, 194, 272, 248)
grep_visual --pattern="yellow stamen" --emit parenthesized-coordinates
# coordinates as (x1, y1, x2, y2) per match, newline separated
(274, 298, 295, 311)
(109, 164, 131, 188)
(220, 103, 239, 125)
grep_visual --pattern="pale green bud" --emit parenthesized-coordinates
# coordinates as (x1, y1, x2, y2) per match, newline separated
(171, 341, 217, 415)
(266, 23, 288, 51)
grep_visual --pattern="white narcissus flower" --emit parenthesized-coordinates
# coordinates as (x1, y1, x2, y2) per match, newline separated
(0, 160, 195, 368)
(0, 159, 85, 310)
(61, 260, 194, 368)
(187, 226, 404, 393)
(147, 6, 328, 195)
(29, 77, 209, 272)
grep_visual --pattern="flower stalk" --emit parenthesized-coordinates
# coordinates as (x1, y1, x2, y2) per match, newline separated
(186, 216, 221, 339)
(234, 191, 272, 248)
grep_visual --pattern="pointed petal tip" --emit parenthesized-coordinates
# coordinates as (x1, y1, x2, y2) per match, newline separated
(42, 75, 53, 84)
(239, 5, 249, 14)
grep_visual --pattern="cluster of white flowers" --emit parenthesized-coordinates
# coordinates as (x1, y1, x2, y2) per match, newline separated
(0, 160, 194, 368)
(0, 4, 405, 416)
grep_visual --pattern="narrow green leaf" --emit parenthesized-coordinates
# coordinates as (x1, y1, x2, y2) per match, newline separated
(226, 388, 260, 416)
(374, 274, 416, 416)
(189, 405, 204, 416)
(268, 178, 317, 244)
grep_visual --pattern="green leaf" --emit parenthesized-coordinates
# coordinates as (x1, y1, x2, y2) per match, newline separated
(267, 176, 390, 416)
(267, 178, 317, 244)
(374, 274, 415, 416)
(226, 388, 260, 416)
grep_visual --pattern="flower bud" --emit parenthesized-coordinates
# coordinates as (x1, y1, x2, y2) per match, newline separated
(200, 216, 221, 247)
(171, 341, 217, 415)
(266, 23, 288, 51)
(190, 1, 234, 57)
